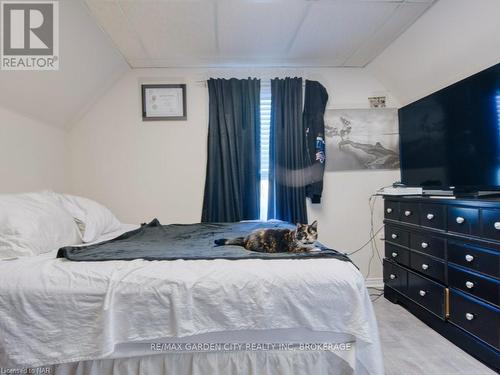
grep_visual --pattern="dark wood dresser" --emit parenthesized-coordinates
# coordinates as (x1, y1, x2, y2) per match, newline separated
(383, 196, 500, 371)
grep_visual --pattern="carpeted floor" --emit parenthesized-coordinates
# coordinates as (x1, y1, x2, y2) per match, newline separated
(372, 296, 496, 375)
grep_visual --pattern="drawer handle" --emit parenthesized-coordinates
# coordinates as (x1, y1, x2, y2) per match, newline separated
(494, 222, 500, 230)
(386, 208, 393, 214)
(391, 234, 398, 239)
(421, 242, 429, 249)
(389, 274, 396, 280)
(465, 313, 474, 321)
(391, 252, 398, 258)
(426, 213, 434, 220)
(421, 263, 429, 270)
(465, 254, 474, 262)
(404, 210, 412, 217)
(419, 290, 426, 297)
(465, 281, 474, 289)
(456, 216, 465, 224)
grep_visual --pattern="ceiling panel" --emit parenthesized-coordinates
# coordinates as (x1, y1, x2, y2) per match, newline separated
(217, 0, 307, 60)
(344, 2, 431, 66)
(85, 0, 147, 61)
(118, 0, 216, 63)
(84, 0, 437, 68)
(287, 1, 398, 65)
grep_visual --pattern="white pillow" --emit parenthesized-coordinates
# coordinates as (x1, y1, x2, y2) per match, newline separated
(54, 194, 121, 243)
(0, 192, 82, 260)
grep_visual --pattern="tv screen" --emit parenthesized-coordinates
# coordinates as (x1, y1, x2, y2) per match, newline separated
(399, 63, 500, 191)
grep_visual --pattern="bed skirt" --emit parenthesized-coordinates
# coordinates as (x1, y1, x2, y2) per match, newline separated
(52, 350, 356, 375)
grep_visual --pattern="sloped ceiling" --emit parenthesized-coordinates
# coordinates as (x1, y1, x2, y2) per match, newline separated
(368, 0, 500, 105)
(0, 0, 129, 129)
(85, 0, 436, 68)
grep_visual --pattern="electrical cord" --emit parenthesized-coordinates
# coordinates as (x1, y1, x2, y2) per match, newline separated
(346, 225, 384, 256)
(375, 184, 392, 194)
(365, 194, 384, 281)
(370, 195, 384, 266)
(370, 293, 384, 302)
(368, 287, 384, 302)
(366, 190, 388, 301)
(345, 187, 390, 302)
(366, 195, 376, 280)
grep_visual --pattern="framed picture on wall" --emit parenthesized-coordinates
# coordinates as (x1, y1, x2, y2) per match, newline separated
(324, 108, 399, 171)
(141, 84, 187, 121)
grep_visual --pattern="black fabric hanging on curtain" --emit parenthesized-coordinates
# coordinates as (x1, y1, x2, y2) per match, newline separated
(201, 78, 261, 223)
(304, 80, 329, 204)
(267, 77, 308, 224)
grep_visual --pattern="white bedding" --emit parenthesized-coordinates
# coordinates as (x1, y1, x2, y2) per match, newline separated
(0, 225, 383, 374)
(54, 350, 356, 375)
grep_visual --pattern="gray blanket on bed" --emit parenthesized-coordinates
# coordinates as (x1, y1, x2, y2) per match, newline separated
(57, 219, 352, 262)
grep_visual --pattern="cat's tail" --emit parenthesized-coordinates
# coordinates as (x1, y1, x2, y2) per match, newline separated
(214, 237, 245, 247)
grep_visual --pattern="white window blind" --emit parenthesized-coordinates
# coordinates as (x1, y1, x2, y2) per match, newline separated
(259, 80, 271, 221)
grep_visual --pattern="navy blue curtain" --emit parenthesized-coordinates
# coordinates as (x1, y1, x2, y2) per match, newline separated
(268, 77, 308, 224)
(201, 78, 261, 222)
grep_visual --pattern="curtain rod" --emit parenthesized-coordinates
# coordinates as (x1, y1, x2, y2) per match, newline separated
(195, 79, 307, 86)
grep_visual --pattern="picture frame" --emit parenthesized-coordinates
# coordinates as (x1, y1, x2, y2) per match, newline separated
(368, 96, 387, 108)
(324, 108, 399, 171)
(141, 84, 187, 121)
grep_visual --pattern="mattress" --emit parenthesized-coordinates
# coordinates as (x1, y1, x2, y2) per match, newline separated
(0, 224, 383, 375)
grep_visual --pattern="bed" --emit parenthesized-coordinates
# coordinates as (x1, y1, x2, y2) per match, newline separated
(0, 193, 383, 375)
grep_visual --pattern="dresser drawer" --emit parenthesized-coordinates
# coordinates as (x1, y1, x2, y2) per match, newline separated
(420, 203, 445, 230)
(448, 265, 499, 307)
(447, 206, 479, 236)
(448, 241, 499, 279)
(383, 259, 408, 294)
(385, 225, 410, 247)
(385, 243, 410, 267)
(400, 202, 419, 225)
(410, 252, 445, 283)
(384, 200, 400, 221)
(481, 209, 500, 242)
(408, 272, 445, 318)
(410, 232, 445, 259)
(449, 289, 500, 350)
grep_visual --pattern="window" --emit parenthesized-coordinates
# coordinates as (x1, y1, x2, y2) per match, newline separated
(259, 80, 271, 221)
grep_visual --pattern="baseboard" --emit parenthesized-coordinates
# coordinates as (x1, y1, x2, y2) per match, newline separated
(365, 277, 383, 288)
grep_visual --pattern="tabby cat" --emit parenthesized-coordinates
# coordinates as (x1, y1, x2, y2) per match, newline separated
(214, 221, 319, 253)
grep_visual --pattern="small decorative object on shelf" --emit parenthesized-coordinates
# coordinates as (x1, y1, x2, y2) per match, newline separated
(368, 96, 386, 108)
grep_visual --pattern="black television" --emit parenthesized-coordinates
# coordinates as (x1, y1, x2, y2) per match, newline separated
(398, 63, 500, 193)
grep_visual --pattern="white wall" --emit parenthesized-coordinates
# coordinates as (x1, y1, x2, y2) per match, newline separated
(368, 0, 500, 105)
(69, 67, 400, 281)
(0, 106, 68, 193)
(0, 0, 129, 128)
